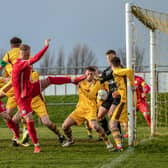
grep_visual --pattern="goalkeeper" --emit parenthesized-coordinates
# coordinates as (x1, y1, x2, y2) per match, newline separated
(97, 50, 122, 137)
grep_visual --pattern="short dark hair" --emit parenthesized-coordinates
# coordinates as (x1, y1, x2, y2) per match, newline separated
(85, 66, 96, 72)
(20, 44, 30, 51)
(10, 37, 22, 47)
(110, 57, 121, 67)
(106, 49, 116, 55)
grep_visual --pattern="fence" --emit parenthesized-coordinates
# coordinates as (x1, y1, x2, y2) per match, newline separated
(35, 65, 168, 96)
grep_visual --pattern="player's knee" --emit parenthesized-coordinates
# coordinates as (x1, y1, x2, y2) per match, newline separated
(42, 120, 50, 127)
(62, 123, 68, 130)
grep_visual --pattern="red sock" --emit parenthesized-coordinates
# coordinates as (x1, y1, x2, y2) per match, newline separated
(6, 120, 20, 139)
(144, 115, 151, 128)
(27, 121, 38, 144)
(48, 77, 72, 85)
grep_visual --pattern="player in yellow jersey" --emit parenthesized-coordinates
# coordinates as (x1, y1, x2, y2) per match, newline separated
(0, 37, 21, 99)
(62, 66, 113, 150)
(84, 67, 110, 140)
(0, 37, 21, 69)
(4, 69, 65, 145)
(109, 57, 134, 151)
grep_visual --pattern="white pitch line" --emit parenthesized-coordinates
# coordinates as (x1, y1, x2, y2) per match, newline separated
(98, 135, 162, 168)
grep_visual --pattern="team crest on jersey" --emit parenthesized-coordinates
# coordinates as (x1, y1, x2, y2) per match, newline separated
(22, 110, 26, 115)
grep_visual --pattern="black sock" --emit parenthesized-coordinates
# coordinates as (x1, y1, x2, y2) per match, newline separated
(99, 118, 109, 132)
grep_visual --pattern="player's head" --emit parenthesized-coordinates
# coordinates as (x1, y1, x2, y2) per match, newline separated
(19, 44, 31, 60)
(110, 56, 121, 68)
(106, 49, 117, 65)
(92, 66, 99, 77)
(10, 37, 22, 48)
(85, 66, 96, 82)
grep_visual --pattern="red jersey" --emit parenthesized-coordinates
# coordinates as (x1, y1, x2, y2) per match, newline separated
(12, 46, 48, 101)
(134, 75, 150, 103)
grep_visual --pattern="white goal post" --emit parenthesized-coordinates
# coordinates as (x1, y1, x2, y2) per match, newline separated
(125, 3, 168, 146)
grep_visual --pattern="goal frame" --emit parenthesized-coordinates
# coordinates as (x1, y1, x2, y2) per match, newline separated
(125, 3, 156, 146)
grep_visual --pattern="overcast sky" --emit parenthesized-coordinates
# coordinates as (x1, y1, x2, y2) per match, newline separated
(0, 0, 167, 67)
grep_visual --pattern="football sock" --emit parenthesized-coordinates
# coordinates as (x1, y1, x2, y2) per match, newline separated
(64, 128, 72, 140)
(84, 121, 92, 136)
(111, 127, 122, 145)
(96, 127, 109, 145)
(48, 77, 72, 85)
(99, 118, 109, 132)
(110, 122, 122, 145)
(48, 123, 61, 137)
(6, 120, 20, 139)
(27, 121, 38, 144)
(118, 122, 122, 135)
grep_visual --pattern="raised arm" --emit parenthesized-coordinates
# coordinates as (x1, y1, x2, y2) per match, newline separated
(143, 82, 150, 94)
(29, 39, 50, 65)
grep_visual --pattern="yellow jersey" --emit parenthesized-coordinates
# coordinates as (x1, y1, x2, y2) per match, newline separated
(0, 48, 20, 67)
(3, 64, 13, 77)
(113, 67, 134, 102)
(77, 79, 102, 111)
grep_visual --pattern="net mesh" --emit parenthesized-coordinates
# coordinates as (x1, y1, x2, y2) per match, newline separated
(131, 5, 168, 140)
(131, 5, 168, 34)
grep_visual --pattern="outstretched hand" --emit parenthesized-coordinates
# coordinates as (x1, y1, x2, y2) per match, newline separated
(45, 39, 51, 46)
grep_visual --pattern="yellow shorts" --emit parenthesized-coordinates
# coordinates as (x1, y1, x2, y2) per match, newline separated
(7, 94, 48, 118)
(0, 80, 12, 96)
(6, 96, 17, 109)
(31, 95, 48, 118)
(70, 107, 97, 126)
(111, 102, 128, 123)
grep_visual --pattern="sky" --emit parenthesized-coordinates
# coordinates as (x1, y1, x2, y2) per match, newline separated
(0, 0, 167, 67)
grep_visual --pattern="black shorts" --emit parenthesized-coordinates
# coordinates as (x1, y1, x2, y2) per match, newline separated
(101, 91, 121, 110)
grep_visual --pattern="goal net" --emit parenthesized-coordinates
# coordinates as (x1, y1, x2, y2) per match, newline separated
(126, 3, 168, 145)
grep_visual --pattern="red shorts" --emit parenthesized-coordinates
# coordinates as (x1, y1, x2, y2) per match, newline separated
(136, 101, 149, 113)
(0, 100, 6, 114)
(17, 81, 41, 117)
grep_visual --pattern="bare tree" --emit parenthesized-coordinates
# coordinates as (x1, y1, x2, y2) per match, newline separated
(117, 47, 144, 72)
(67, 44, 97, 74)
(39, 49, 56, 74)
(56, 48, 65, 74)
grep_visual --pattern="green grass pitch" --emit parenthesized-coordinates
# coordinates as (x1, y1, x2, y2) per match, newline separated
(0, 95, 167, 168)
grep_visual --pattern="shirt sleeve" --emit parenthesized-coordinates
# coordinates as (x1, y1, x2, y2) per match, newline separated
(17, 46, 49, 71)
(114, 68, 134, 87)
(29, 46, 48, 65)
(140, 80, 150, 94)
(0, 53, 9, 67)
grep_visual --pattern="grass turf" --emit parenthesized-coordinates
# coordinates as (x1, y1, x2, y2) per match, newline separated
(0, 95, 168, 167)
(0, 127, 168, 168)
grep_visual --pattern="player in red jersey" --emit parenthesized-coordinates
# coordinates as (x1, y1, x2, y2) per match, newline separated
(124, 75, 151, 138)
(11, 39, 85, 153)
(135, 75, 151, 127)
(0, 100, 20, 142)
